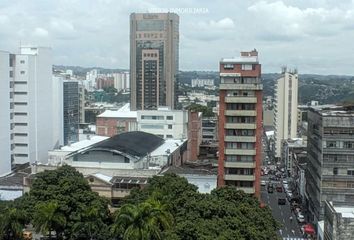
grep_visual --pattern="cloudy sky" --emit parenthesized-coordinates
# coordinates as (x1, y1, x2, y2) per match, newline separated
(1, 0, 354, 74)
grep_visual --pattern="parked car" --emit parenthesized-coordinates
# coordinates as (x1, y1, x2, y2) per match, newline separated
(276, 185, 283, 192)
(261, 180, 266, 186)
(278, 198, 286, 205)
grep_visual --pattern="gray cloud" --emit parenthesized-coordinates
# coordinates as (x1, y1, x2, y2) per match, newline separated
(0, 0, 353, 74)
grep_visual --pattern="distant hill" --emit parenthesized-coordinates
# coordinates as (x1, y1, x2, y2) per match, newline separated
(55, 65, 354, 105)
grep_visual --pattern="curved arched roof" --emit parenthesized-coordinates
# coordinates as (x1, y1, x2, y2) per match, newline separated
(92, 131, 164, 158)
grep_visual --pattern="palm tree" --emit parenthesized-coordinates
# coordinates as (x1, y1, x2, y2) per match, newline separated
(72, 205, 108, 240)
(0, 207, 26, 240)
(112, 199, 173, 240)
(33, 201, 66, 239)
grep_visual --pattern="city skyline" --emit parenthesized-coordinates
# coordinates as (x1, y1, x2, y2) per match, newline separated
(0, 0, 354, 75)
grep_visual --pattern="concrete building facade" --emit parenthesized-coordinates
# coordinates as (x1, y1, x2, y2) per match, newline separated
(137, 107, 188, 139)
(306, 105, 354, 223)
(63, 81, 79, 145)
(217, 49, 263, 197)
(274, 68, 298, 158)
(130, 13, 179, 110)
(324, 201, 354, 240)
(0, 51, 12, 176)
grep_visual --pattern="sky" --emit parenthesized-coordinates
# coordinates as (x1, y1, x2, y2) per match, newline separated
(0, 0, 354, 74)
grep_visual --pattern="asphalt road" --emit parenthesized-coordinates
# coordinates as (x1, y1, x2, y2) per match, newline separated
(261, 176, 308, 240)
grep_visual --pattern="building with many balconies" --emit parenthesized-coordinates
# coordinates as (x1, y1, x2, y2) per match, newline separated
(217, 49, 263, 198)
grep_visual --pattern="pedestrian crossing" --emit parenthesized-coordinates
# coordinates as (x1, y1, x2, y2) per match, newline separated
(282, 238, 307, 240)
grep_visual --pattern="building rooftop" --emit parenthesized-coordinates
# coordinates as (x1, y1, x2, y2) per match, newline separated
(220, 56, 258, 64)
(150, 139, 187, 157)
(59, 136, 109, 152)
(310, 105, 354, 116)
(98, 103, 137, 118)
(92, 131, 164, 158)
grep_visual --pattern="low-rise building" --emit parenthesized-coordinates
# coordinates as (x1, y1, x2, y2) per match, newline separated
(25, 132, 188, 203)
(96, 103, 137, 136)
(324, 201, 354, 240)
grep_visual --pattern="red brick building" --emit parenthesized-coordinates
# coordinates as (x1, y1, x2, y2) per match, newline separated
(187, 111, 202, 161)
(96, 104, 137, 137)
(217, 49, 263, 198)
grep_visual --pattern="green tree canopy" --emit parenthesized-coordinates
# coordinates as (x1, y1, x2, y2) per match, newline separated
(186, 103, 215, 117)
(122, 173, 280, 240)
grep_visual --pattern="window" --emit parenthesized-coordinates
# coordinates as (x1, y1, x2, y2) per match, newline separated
(166, 116, 173, 120)
(241, 64, 252, 70)
(14, 154, 28, 157)
(333, 168, 338, 175)
(166, 135, 173, 138)
(14, 143, 28, 147)
(20, 60, 25, 64)
(14, 133, 28, 136)
(223, 64, 234, 69)
(348, 170, 354, 176)
(168, 124, 172, 129)
(326, 141, 337, 148)
(140, 124, 164, 129)
(14, 112, 27, 116)
(20, 71, 25, 75)
(9, 71, 13, 78)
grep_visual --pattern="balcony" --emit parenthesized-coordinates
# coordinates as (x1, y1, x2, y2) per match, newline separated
(224, 174, 255, 181)
(225, 110, 256, 116)
(225, 96, 257, 103)
(224, 161, 255, 168)
(225, 123, 256, 129)
(225, 149, 256, 155)
(225, 136, 256, 142)
(220, 83, 263, 91)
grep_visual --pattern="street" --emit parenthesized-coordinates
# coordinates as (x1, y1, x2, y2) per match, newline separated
(261, 175, 308, 240)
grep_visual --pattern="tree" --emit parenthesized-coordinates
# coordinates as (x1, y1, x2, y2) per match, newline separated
(28, 165, 111, 239)
(121, 174, 280, 240)
(186, 103, 214, 117)
(33, 201, 66, 239)
(112, 199, 173, 240)
(0, 207, 27, 240)
(72, 202, 111, 240)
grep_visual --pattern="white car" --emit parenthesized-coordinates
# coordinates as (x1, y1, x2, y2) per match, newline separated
(261, 180, 266, 186)
(282, 180, 288, 184)
(297, 213, 305, 223)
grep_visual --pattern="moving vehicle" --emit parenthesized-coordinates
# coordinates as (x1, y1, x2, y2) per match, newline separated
(267, 184, 274, 193)
(297, 213, 306, 223)
(278, 198, 286, 205)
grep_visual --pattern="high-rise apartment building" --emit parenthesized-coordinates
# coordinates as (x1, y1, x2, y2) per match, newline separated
(0, 51, 12, 176)
(130, 13, 179, 110)
(0, 46, 57, 172)
(217, 50, 263, 198)
(274, 68, 298, 158)
(306, 105, 354, 223)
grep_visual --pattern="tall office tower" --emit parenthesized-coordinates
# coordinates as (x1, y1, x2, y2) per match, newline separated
(78, 83, 85, 123)
(0, 46, 56, 167)
(130, 13, 179, 110)
(217, 50, 263, 198)
(306, 105, 354, 223)
(0, 51, 12, 176)
(274, 67, 298, 159)
(63, 81, 79, 145)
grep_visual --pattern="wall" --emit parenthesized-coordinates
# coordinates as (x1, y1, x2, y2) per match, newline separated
(0, 51, 11, 176)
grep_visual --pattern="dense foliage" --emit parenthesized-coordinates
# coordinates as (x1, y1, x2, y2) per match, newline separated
(0, 167, 279, 240)
(186, 103, 215, 117)
(124, 173, 280, 240)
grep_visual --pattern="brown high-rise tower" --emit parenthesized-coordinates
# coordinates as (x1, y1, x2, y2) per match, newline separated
(130, 13, 179, 110)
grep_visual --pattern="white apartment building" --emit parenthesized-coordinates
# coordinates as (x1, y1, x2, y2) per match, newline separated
(274, 68, 298, 158)
(0, 51, 12, 176)
(0, 46, 58, 173)
(85, 69, 98, 91)
(113, 72, 130, 92)
(191, 78, 214, 88)
(137, 107, 188, 139)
